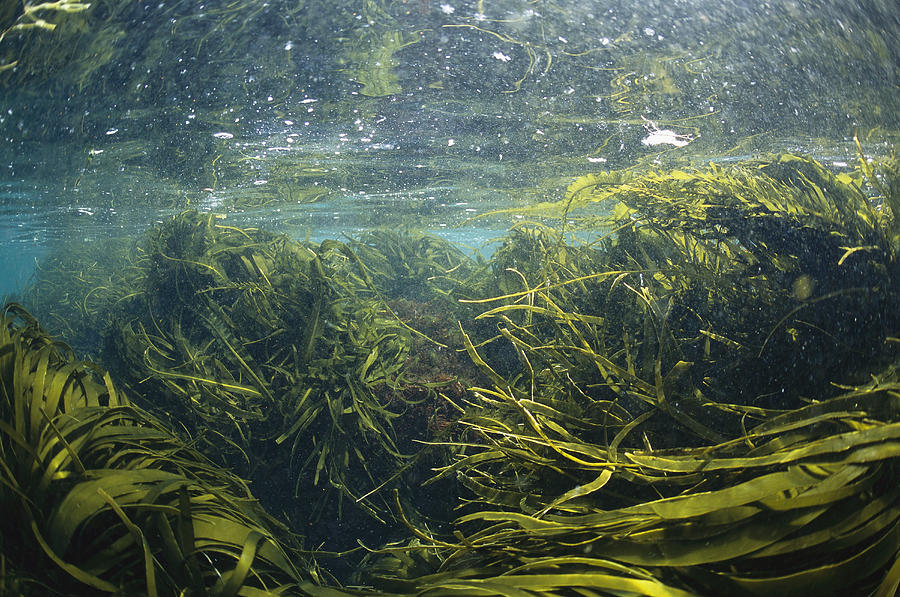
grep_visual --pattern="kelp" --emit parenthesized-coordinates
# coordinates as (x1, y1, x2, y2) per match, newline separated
(0, 302, 309, 595)
(340, 152, 900, 595)
(375, 333, 900, 595)
(466, 153, 900, 407)
(349, 382, 900, 595)
(21, 213, 480, 561)
(346, 229, 482, 306)
(99, 212, 421, 527)
(14, 153, 900, 595)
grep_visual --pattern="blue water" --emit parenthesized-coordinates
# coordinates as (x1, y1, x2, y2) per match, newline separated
(1, 182, 48, 300)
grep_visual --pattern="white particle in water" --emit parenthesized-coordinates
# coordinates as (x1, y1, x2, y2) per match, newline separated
(641, 129, 692, 147)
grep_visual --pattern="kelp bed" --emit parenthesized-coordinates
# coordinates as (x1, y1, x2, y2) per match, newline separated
(6, 152, 900, 596)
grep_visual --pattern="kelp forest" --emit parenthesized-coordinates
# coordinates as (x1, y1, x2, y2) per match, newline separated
(4, 150, 900, 595)
(3, 0, 900, 595)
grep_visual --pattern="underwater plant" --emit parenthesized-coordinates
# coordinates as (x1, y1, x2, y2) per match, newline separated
(96, 212, 423, 530)
(0, 303, 308, 595)
(345, 152, 900, 596)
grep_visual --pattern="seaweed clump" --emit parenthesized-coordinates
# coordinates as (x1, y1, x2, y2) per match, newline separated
(0, 303, 308, 595)
(100, 212, 429, 535)
(348, 152, 900, 596)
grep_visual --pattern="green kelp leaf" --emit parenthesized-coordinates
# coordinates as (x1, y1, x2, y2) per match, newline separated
(275, 388, 314, 445)
(51, 363, 89, 414)
(30, 519, 119, 593)
(47, 469, 186, 555)
(426, 448, 555, 485)
(192, 518, 299, 582)
(140, 360, 265, 401)
(745, 389, 900, 439)
(36, 410, 90, 490)
(459, 465, 825, 533)
(503, 556, 659, 579)
(415, 573, 695, 597)
(12, 341, 32, 435)
(708, 518, 900, 596)
(29, 345, 52, 431)
(216, 530, 266, 597)
(875, 547, 900, 597)
(457, 510, 565, 532)
(626, 422, 900, 472)
(97, 487, 158, 597)
(749, 484, 900, 558)
(98, 367, 126, 407)
(458, 324, 510, 389)
(595, 465, 835, 520)
(414, 579, 535, 597)
(359, 346, 380, 383)
(456, 472, 546, 511)
(595, 506, 828, 566)
(296, 583, 364, 597)
(535, 469, 613, 516)
(758, 462, 873, 508)
(313, 436, 330, 487)
(475, 302, 606, 327)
